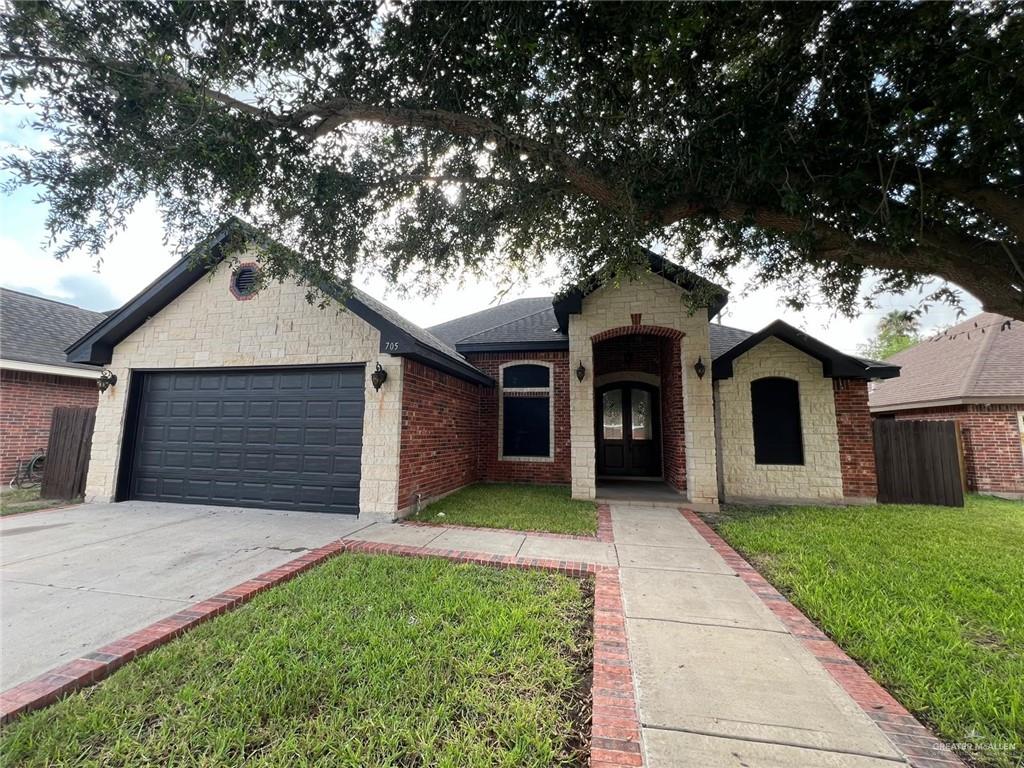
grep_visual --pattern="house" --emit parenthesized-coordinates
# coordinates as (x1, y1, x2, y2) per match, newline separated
(67, 219, 898, 519)
(0, 288, 106, 483)
(870, 313, 1024, 499)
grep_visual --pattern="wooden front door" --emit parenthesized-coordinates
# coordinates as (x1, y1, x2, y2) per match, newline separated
(596, 383, 661, 477)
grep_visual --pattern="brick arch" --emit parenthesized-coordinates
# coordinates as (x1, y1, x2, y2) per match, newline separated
(590, 325, 685, 344)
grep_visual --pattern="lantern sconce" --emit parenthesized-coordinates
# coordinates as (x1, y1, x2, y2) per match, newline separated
(693, 356, 706, 380)
(97, 369, 118, 392)
(370, 363, 388, 391)
(575, 360, 587, 382)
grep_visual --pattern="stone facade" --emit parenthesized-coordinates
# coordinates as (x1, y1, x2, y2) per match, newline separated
(567, 273, 717, 505)
(890, 403, 1024, 497)
(0, 369, 99, 483)
(84, 259, 405, 519)
(397, 359, 481, 514)
(715, 337, 845, 502)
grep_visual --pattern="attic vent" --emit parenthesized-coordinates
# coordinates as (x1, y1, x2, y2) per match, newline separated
(231, 265, 259, 299)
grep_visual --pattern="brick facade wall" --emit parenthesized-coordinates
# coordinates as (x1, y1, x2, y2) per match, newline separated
(465, 351, 572, 485)
(660, 337, 687, 492)
(890, 404, 1024, 495)
(833, 379, 877, 499)
(0, 369, 98, 484)
(397, 359, 481, 512)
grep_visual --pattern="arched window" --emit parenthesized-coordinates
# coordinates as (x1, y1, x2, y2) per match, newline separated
(500, 363, 552, 459)
(750, 377, 804, 465)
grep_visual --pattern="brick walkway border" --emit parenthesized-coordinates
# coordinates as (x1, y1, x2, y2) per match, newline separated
(681, 509, 967, 768)
(398, 502, 615, 543)
(0, 523, 644, 767)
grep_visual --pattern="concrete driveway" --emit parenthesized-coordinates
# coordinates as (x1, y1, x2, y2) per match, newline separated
(0, 501, 368, 689)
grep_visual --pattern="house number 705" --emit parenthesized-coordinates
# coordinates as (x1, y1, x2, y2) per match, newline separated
(384, 341, 400, 352)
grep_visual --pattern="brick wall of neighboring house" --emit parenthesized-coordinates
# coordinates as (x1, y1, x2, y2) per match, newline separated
(397, 359, 482, 512)
(833, 379, 878, 499)
(465, 351, 572, 485)
(890, 404, 1024, 495)
(0, 369, 98, 484)
(660, 336, 687, 492)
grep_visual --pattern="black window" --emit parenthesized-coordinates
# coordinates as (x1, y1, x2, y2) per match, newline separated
(503, 364, 550, 388)
(750, 377, 804, 465)
(501, 364, 551, 458)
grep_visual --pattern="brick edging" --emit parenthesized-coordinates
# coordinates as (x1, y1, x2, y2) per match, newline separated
(680, 509, 967, 768)
(0, 529, 644, 768)
(399, 503, 615, 543)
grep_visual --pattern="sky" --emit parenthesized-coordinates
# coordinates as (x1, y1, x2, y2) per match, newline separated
(0, 104, 980, 353)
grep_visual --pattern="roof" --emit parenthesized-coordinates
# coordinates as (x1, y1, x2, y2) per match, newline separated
(429, 298, 567, 352)
(552, 250, 728, 332)
(712, 319, 900, 381)
(429, 297, 758, 359)
(869, 313, 1024, 411)
(66, 218, 493, 386)
(1, 288, 107, 372)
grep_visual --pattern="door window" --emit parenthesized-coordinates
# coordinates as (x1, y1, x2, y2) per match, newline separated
(602, 389, 623, 440)
(631, 388, 652, 440)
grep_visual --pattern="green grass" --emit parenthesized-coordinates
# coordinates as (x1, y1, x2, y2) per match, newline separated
(706, 495, 1024, 768)
(409, 483, 598, 536)
(0, 488, 75, 516)
(0, 554, 593, 768)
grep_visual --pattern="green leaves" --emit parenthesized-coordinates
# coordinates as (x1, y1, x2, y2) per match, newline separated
(1, 1, 1021, 315)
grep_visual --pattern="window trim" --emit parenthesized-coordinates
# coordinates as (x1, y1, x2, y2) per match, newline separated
(750, 376, 805, 466)
(498, 360, 555, 463)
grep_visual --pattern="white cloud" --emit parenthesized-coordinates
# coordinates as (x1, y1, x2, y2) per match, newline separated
(0, 199, 176, 310)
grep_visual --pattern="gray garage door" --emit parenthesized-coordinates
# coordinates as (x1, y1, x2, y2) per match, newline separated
(126, 366, 364, 514)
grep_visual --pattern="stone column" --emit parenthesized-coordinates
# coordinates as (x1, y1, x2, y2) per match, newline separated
(568, 319, 596, 499)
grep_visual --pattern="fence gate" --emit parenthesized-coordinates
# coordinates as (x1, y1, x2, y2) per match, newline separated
(873, 419, 965, 507)
(40, 406, 97, 501)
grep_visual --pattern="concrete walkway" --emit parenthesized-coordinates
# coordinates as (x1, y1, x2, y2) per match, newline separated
(612, 504, 906, 767)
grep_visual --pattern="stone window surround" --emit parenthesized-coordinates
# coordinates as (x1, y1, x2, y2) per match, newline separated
(498, 360, 555, 463)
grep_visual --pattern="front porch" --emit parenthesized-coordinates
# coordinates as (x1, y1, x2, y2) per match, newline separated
(595, 478, 687, 505)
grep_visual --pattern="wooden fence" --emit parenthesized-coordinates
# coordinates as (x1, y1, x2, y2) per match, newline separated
(873, 419, 965, 507)
(40, 407, 96, 501)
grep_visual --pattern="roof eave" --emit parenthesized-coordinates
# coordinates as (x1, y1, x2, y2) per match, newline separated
(457, 340, 570, 354)
(65, 218, 494, 386)
(711, 321, 901, 381)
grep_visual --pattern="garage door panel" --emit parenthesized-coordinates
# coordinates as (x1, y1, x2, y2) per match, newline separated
(127, 366, 364, 514)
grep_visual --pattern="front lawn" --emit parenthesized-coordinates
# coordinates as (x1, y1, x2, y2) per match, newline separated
(705, 495, 1023, 768)
(410, 483, 598, 536)
(0, 554, 593, 768)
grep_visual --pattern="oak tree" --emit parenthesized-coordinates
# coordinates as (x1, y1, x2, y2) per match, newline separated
(2, 1, 1022, 317)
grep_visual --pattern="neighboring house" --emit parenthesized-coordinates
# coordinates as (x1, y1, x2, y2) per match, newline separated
(870, 313, 1024, 499)
(0, 288, 106, 483)
(67, 219, 898, 519)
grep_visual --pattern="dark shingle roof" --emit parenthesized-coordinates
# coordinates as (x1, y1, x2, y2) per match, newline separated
(709, 323, 754, 358)
(428, 298, 557, 347)
(0, 288, 106, 370)
(429, 297, 757, 358)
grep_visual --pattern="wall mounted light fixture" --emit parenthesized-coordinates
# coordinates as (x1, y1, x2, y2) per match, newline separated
(97, 369, 118, 392)
(575, 360, 587, 382)
(370, 363, 388, 391)
(693, 356, 706, 380)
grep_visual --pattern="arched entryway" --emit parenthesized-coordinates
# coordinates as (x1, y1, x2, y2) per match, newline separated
(591, 325, 686, 491)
